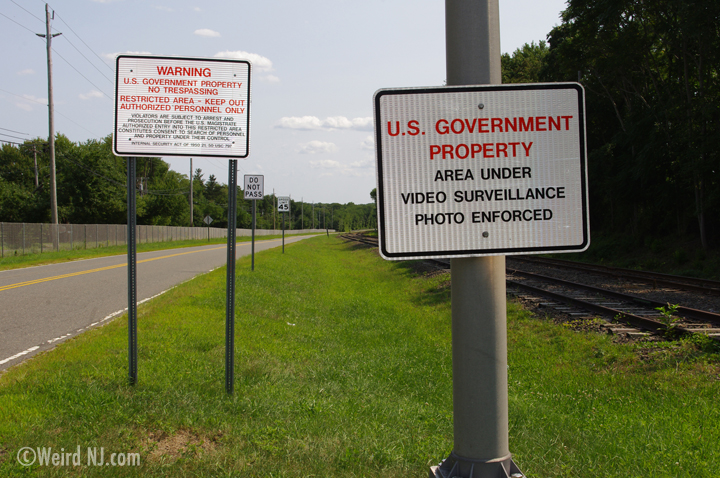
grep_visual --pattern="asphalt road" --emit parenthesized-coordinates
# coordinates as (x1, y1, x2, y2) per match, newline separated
(0, 235, 316, 372)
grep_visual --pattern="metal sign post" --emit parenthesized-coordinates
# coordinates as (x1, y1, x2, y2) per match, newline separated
(278, 196, 290, 253)
(204, 215, 213, 241)
(244, 175, 264, 270)
(373, 2, 587, 476)
(225, 161, 238, 394)
(441, 1, 518, 476)
(126, 157, 137, 385)
(113, 54, 253, 392)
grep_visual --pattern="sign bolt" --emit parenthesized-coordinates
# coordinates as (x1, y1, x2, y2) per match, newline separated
(478, 103, 485, 109)
(482, 231, 489, 238)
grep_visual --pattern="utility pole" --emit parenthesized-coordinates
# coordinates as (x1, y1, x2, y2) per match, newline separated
(32, 145, 39, 189)
(189, 158, 194, 226)
(301, 198, 304, 230)
(37, 4, 61, 225)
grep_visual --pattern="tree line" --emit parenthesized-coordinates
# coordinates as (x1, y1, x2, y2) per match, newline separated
(0, 134, 376, 231)
(502, 0, 719, 250)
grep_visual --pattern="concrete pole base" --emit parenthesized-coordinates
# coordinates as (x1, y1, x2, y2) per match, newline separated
(430, 452, 524, 478)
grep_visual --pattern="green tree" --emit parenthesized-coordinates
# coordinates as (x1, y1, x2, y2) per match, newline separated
(543, 0, 720, 249)
(501, 41, 549, 84)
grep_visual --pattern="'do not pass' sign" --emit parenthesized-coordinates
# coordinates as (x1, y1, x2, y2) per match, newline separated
(113, 55, 251, 158)
(373, 83, 589, 260)
(244, 175, 264, 200)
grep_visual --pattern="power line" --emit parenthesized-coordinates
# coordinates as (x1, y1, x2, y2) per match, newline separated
(55, 34, 114, 83)
(52, 10, 114, 75)
(52, 48, 112, 98)
(0, 139, 24, 146)
(0, 10, 43, 35)
(0, 88, 105, 139)
(0, 127, 30, 135)
(9, 0, 45, 24)
(0, 132, 29, 141)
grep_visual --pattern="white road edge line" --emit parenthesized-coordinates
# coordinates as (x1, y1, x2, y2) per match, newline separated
(0, 264, 223, 368)
(0, 346, 41, 365)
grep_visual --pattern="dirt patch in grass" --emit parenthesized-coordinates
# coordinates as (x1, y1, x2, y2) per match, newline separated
(144, 429, 222, 462)
(396, 259, 449, 279)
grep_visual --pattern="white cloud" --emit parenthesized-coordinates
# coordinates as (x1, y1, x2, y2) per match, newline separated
(309, 159, 342, 168)
(214, 51, 273, 72)
(309, 157, 374, 177)
(193, 7, 202, 12)
(361, 135, 374, 150)
(279, 116, 324, 130)
(261, 74, 280, 83)
(298, 141, 337, 154)
(276, 116, 373, 131)
(194, 28, 220, 37)
(16, 94, 46, 112)
(79, 90, 105, 100)
(17, 69, 34, 76)
(155, 6, 174, 12)
(348, 158, 373, 168)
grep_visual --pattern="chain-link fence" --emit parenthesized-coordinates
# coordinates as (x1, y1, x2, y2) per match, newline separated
(0, 222, 331, 257)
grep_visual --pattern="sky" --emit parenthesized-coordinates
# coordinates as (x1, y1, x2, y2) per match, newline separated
(1, 0, 568, 205)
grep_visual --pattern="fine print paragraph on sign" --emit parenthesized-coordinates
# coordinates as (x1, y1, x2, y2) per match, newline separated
(114, 55, 251, 158)
(373, 83, 589, 260)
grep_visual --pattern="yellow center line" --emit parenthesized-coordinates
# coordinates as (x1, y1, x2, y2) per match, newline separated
(0, 239, 282, 293)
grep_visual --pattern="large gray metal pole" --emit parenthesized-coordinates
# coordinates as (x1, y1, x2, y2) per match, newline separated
(433, 1, 523, 477)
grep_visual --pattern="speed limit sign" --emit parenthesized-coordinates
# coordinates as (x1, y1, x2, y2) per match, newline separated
(278, 196, 290, 212)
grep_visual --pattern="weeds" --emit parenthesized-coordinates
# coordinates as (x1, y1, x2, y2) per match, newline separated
(655, 303, 681, 338)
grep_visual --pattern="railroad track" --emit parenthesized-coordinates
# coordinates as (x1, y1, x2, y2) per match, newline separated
(510, 255, 720, 296)
(340, 233, 720, 341)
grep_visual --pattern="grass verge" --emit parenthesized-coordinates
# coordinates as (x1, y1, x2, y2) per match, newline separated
(1, 235, 718, 477)
(0, 233, 322, 272)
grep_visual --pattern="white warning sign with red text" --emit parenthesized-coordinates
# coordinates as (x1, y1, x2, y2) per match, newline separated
(373, 83, 589, 260)
(113, 55, 251, 158)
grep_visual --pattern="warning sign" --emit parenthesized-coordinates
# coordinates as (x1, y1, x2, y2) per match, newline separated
(373, 83, 589, 260)
(113, 55, 251, 158)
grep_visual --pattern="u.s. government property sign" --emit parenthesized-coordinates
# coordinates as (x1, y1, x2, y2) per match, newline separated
(114, 55, 251, 158)
(373, 83, 589, 260)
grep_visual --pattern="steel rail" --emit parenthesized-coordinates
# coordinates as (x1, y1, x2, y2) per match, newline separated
(511, 256, 720, 295)
(507, 268, 720, 327)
